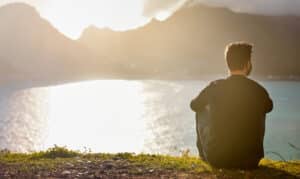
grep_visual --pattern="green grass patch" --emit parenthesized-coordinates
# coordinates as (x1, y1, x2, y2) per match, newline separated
(30, 145, 80, 159)
(0, 146, 299, 178)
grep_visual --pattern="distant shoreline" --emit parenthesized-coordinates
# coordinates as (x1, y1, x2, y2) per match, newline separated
(1, 75, 299, 91)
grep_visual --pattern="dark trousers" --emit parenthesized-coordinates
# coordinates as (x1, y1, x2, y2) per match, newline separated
(195, 111, 264, 169)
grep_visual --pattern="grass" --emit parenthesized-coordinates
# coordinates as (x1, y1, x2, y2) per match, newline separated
(0, 146, 299, 178)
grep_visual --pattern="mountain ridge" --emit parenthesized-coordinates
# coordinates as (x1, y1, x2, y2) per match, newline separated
(0, 3, 299, 86)
(79, 4, 300, 79)
(0, 3, 109, 87)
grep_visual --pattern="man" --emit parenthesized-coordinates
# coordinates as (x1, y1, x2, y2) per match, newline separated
(190, 42, 273, 169)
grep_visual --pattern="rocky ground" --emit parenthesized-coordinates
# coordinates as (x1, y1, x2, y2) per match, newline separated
(0, 146, 299, 179)
(0, 157, 213, 178)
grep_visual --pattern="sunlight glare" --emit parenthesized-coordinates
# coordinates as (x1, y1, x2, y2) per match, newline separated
(156, 11, 172, 21)
(47, 80, 146, 153)
(37, 0, 148, 39)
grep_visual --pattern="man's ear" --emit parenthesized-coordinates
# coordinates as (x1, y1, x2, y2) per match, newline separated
(244, 61, 250, 69)
(245, 61, 252, 76)
(248, 61, 252, 69)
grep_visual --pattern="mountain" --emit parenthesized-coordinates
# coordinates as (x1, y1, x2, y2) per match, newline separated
(79, 4, 300, 79)
(0, 3, 110, 87)
(0, 3, 299, 83)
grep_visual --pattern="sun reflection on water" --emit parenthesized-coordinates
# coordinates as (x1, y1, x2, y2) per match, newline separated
(46, 80, 146, 153)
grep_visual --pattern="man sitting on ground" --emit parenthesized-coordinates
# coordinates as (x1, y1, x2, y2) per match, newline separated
(190, 42, 273, 169)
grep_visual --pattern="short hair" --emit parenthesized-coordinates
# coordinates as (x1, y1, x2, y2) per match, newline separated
(225, 42, 253, 71)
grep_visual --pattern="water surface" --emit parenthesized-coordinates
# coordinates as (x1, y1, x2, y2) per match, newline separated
(0, 80, 299, 160)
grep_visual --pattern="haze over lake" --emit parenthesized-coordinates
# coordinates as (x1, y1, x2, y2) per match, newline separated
(0, 80, 299, 160)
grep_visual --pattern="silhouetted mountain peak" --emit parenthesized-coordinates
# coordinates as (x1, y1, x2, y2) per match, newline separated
(78, 3, 300, 79)
(81, 25, 116, 37)
(0, 3, 102, 86)
(147, 18, 162, 25)
(0, 3, 39, 18)
(0, 3, 53, 38)
(0, 2, 299, 82)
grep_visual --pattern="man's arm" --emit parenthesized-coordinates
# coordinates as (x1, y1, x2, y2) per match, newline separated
(265, 94, 273, 113)
(190, 83, 213, 112)
(262, 88, 273, 113)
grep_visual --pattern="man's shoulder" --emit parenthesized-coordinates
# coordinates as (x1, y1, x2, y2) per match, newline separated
(246, 77, 268, 91)
(198, 79, 226, 94)
(200, 79, 224, 93)
(206, 77, 268, 92)
(208, 78, 226, 87)
(242, 78, 272, 99)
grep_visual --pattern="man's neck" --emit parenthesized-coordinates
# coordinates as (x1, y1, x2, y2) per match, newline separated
(230, 70, 247, 76)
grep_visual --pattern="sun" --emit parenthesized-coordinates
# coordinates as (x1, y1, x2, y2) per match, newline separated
(0, 0, 174, 39)
(35, 0, 148, 39)
(156, 11, 172, 21)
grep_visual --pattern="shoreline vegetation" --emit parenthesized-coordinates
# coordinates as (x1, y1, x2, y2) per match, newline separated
(0, 146, 299, 178)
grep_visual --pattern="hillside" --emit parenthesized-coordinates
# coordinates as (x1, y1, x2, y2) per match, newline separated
(80, 4, 300, 79)
(0, 3, 107, 87)
(0, 3, 299, 83)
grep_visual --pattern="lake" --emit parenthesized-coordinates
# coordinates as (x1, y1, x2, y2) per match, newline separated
(0, 80, 299, 160)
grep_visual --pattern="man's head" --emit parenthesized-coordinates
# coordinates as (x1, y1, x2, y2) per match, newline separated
(225, 42, 253, 76)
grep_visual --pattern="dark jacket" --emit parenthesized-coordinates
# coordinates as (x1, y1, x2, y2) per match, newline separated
(191, 75, 273, 168)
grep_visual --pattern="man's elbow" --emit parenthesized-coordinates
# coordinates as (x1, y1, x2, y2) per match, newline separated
(266, 100, 273, 113)
(190, 100, 197, 112)
(190, 100, 205, 112)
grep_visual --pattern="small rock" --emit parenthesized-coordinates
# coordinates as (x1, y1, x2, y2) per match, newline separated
(61, 170, 71, 176)
(76, 159, 83, 163)
(94, 170, 100, 177)
(41, 171, 50, 177)
(137, 168, 143, 173)
(121, 173, 128, 177)
(66, 162, 74, 167)
(101, 160, 115, 169)
(88, 174, 94, 178)
(76, 173, 83, 177)
(83, 171, 89, 175)
(4, 171, 9, 176)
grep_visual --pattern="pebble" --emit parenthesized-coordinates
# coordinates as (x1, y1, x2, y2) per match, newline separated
(149, 169, 155, 173)
(95, 170, 101, 177)
(88, 174, 95, 178)
(61, 170, 71, 176)
(101, 160, 116, 169)
(65, 162, 74, 168)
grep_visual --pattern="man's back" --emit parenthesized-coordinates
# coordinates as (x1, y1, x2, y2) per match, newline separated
(191, 75, 273, 168)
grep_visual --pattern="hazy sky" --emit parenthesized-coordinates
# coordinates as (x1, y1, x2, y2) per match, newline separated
(0, 0, 149, 39)
(0, 0, 299, 39)
(144, 0, 300, 17)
